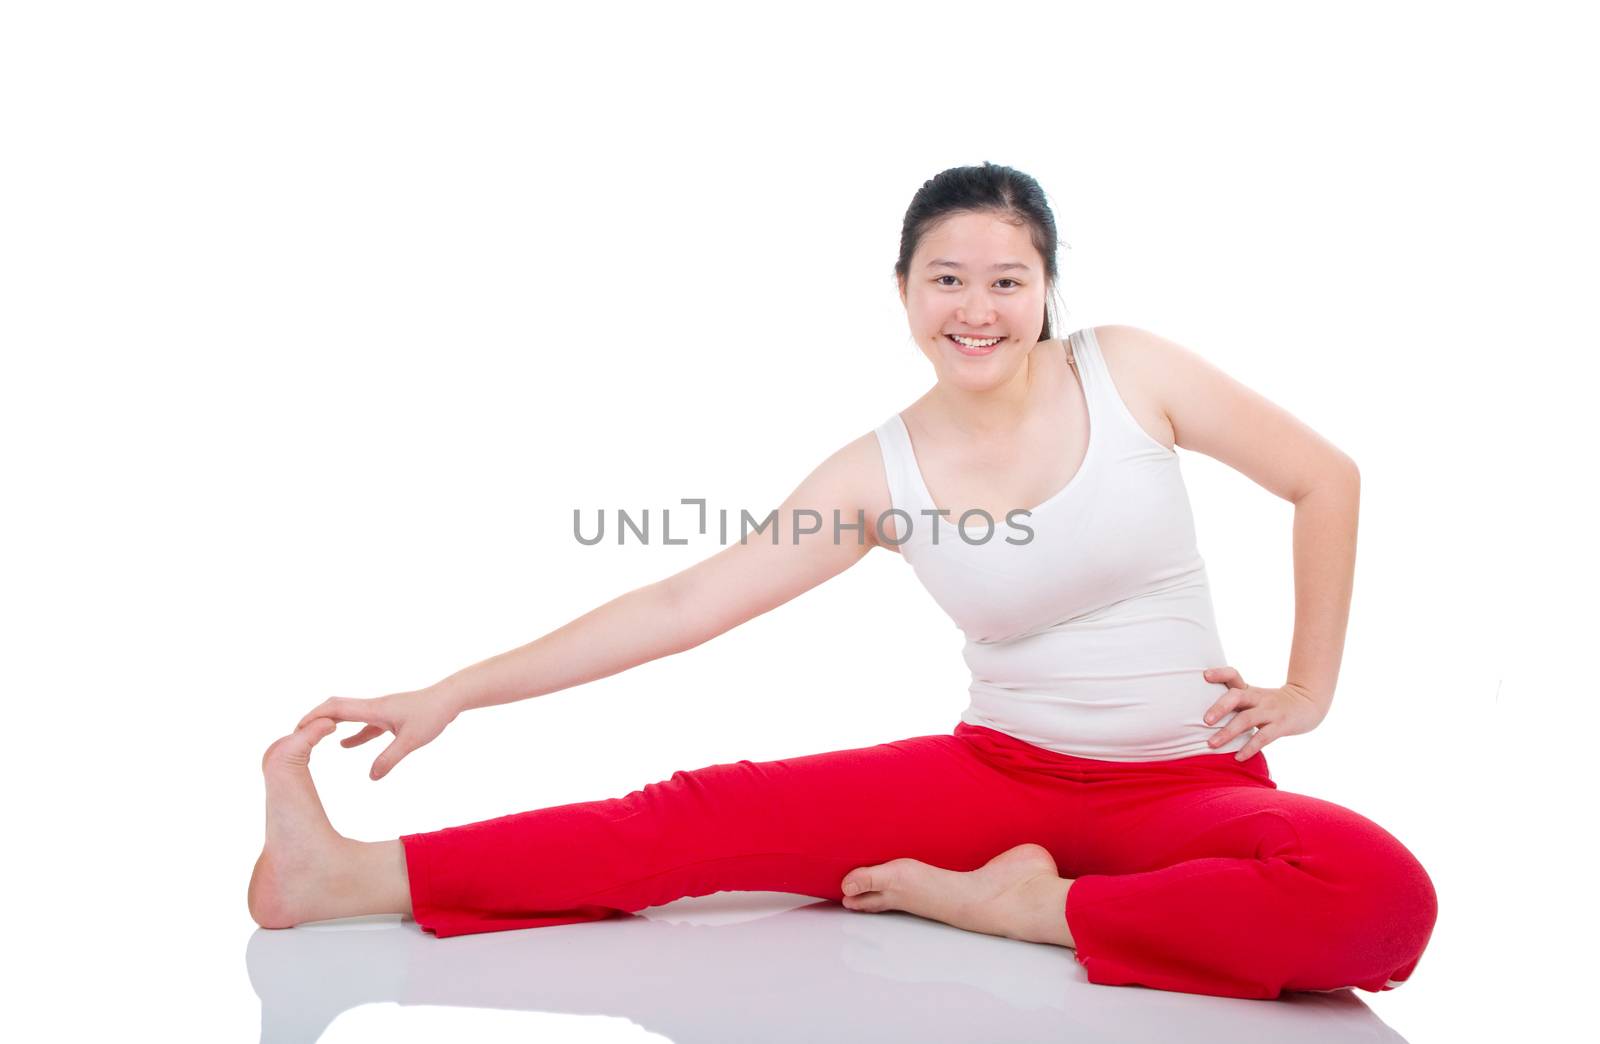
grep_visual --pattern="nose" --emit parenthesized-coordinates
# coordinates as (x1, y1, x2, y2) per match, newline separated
(957, 290, 998, 327)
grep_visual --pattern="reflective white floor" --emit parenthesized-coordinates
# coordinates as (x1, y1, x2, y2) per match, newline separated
(248, 892, 1411, 1043)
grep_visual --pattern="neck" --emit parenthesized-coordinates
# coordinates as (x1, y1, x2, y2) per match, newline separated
(927, 344, 1044, 440)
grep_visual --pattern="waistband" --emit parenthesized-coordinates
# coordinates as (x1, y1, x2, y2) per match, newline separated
(953, 722, 1277, 788)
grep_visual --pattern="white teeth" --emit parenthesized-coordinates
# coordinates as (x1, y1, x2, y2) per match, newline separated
(951, 335, 1002, 348)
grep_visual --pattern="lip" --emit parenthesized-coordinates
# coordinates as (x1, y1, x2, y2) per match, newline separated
(946, 333, 1005, 357)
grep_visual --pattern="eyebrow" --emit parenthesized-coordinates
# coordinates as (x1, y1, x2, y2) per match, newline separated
(926, 258, 1032, 272)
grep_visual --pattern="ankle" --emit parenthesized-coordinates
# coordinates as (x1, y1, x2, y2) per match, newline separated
(1010, 875, 1075, 948)
(348, 840, 413, 918)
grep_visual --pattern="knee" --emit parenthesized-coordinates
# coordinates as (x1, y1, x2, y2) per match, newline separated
(1316, 818, 1439, 961)
(1381, 840, 1438, 948)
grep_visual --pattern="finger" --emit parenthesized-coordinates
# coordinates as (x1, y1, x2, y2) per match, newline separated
(1204, 666, 1247, 689)
(296, 699, 339, 731)
(1235, 723, 1276, 761)
(341, 724, 385, 748)
(1203, 688, 1246, 725)
(1205, 683, 1258, 726)
(298, 698, 379, 731)
(1208, 708, 1259, 748)
(370, 737, 414, 781)
(297, 698, 353, 730)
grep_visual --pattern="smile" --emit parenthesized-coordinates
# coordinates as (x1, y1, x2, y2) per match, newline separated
(947, 333, 1004, 356)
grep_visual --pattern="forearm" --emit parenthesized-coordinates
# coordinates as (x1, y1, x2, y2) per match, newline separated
(435, 579, 694, 713)
(1285, 464, 1360, 713)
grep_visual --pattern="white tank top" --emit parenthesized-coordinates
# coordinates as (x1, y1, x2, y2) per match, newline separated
(873, 326, 1250, 762)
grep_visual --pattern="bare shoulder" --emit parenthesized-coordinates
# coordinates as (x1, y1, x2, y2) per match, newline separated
(1090, 324, 1356, 498)
(794, 428, 895, 550)
(1085, 324, 1179, 450)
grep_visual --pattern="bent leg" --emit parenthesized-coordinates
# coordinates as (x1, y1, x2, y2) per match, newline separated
(400, 733, 1049, 938)
(1066, 767, 1439, 999)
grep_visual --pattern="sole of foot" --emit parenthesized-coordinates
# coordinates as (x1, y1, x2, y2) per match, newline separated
(248, 717, 358, 929)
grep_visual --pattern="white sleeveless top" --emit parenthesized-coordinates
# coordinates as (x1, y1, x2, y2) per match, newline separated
(873, 326, 1249, 762)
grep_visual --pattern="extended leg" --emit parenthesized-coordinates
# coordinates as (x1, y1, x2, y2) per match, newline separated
(396, 731, 1058, 938)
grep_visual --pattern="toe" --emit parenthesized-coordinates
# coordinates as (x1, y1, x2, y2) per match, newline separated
(844, 891, 892, 913)
(843, 858, 914, 898)
(843, 860, 907, 899)
(303, 717, 337, 744)
(841, 868, 879, 897)
(841, 868, 894, 913)
(262, 717, 337, 772)
(261, 734, 295, 772)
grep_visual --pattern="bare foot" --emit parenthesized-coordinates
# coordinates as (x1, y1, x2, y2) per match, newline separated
(840, 843, 1074, 947)
(248, 718, 365, 929)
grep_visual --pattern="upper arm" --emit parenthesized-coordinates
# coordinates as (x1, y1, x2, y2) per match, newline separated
(1101, 324, 1358, 502)
(663, 432, 889, 642)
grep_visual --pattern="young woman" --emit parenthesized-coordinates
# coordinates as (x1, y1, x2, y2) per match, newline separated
(249, 163, 1437, 1000)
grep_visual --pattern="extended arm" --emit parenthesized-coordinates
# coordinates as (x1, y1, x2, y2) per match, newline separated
(439, 433, 888, 713)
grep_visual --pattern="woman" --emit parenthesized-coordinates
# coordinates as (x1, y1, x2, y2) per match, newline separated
(248, 163, 1438, 1000)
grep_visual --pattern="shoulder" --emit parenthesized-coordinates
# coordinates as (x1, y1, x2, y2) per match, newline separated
(791, 429, 896, 547)
(1082, 324, 1189, 449)
(1088, 323, 1245, 401)
(1087, 323, 1185, 369)
(1089, 325, 1356, 492)
(1091, 323, 1251, 414)
(836, 427, 890, 478)
(807, 429, 887, 491)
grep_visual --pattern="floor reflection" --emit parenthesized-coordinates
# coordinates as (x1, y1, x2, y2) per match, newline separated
(245, 892, 1406, 1043)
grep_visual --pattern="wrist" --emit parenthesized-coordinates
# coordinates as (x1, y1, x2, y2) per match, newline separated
(1285, 680, 1332, 711)
(431, 674, 475, 716)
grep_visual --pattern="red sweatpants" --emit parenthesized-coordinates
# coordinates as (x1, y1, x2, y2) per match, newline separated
(399, 722, 1437, 1000)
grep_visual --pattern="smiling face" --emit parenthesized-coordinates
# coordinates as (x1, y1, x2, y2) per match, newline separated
(898, 209, 1051, 392)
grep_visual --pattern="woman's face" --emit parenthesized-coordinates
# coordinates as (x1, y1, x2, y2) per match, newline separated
(899, 210, 1050, 392)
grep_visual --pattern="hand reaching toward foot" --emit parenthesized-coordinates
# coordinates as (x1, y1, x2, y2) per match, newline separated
(296, 684, 462, 780)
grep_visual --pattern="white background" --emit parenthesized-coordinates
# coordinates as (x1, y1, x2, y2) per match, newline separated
(4, 1, 1595, 1041)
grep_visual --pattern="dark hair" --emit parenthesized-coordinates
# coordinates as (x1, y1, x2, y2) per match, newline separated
(894, 162, 1066, 342)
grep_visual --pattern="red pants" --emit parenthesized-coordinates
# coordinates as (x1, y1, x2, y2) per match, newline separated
(400, 722, 1437, 1000)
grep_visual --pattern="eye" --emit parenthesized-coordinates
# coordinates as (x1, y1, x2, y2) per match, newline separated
(934, 275, 1022, 289)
